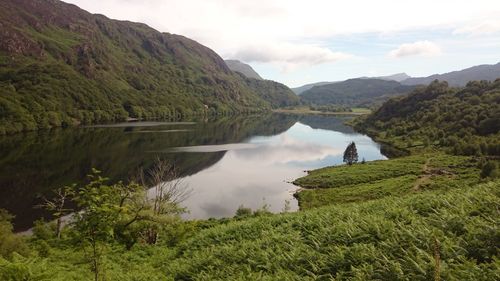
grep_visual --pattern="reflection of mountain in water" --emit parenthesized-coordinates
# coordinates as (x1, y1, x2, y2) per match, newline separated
(0, 114, 296, 231)
(297, 115, 355, 134)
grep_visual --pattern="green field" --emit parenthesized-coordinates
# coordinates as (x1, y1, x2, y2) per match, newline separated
(294, 153, 483, 209)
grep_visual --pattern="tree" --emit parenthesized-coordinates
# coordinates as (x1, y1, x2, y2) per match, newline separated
(138, 158, 191, 245)
(70, 170, 122, 281)
(343, 142, 359, 165)
(39, 186, 74, 239)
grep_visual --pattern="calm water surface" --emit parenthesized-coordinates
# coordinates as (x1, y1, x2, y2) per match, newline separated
(0, 114, 386, 230)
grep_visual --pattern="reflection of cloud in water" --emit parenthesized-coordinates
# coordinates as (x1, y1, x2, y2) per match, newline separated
(235, 134, 341, 165)
(199, 203, 231, 218)
(175, 120, 385, 220)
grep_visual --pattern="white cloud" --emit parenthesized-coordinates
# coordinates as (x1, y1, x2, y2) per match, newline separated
(389, 41, 442, 58)
(454, 20, 500, 35)
(229, 43, 352, 69)
(64, 0, 500, 77)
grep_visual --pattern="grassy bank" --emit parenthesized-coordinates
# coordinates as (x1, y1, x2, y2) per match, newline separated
(293, 153, 483, 209)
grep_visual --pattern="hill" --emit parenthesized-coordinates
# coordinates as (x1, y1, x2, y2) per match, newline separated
(292, 81, 334, 95)
(300, 78, 416, 107)
(238, 74, 300, 108)
(402, 62, 500, 86)
(356, 80, 500, 156)
(292, 73, 411, 95)
(0, 0, 298, 135)
(225, 59, 263, 80)
(373, 72, 411, 82)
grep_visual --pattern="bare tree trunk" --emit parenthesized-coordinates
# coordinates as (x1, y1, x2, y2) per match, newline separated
(139, 157, 191, 245)
(56, 217, 62, 239)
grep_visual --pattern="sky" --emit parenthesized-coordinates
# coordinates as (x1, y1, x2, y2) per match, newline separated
(65, 0, 500, 87)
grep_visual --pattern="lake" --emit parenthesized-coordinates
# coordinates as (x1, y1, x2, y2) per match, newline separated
(0, 114, 386, 231)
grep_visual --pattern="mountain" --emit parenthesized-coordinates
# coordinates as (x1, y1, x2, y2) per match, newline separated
(0, 0, 297, 135)
(375, 73, 411, 82)
(300, 78, 416, 107)
(293, 73, 411, 95)
(292, 81, 335, 95)
(237, 74, 300, 108)
(224, 60, 299, 107)
(401, 62, 500, 86)
(225, 59, 263, 80)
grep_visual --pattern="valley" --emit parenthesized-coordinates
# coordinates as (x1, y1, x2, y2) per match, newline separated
(0, 0, 499, 280)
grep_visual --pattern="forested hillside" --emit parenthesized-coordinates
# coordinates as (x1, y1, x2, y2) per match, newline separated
(300, 78, 415, 107)
(356, 80, 500, 156)
(240, 74, 301, 108)
(0, 0, 297, 135)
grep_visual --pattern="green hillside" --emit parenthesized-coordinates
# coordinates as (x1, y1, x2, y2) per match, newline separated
(0, 0, 297, 135)
(240, 74, 301, 108)
(300, 78, 416, 107)
(0, 82, 499, 280)
(355, 80, 500, 156)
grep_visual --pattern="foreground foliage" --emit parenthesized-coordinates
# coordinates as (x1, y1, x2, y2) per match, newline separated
(0, 179, 498, 280)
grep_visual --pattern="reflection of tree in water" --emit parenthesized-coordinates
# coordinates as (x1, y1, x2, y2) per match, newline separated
(0, 113, 297, 231)
(297, 115, 355, 134)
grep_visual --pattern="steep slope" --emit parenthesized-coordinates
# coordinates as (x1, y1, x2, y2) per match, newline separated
(356, 80, 500, 156)
(0, 0, 293, 135)
(238, 74, 300, 108)
(225, 59, 263, 80)
(402, 62, 500, 86)
(300, 78, 416, 107)
(224, 60, 300, 107)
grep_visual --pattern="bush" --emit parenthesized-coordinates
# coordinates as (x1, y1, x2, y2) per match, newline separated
(0, 210, 29, 259)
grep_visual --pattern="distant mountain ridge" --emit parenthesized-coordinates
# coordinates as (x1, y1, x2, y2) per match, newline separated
(225, 60, 263, 80)
(292, 82, 334, 95)
(292, 73, 411, 95)
(373, 73, 411, 82)
(401, 63, 500, 87)
(300, 78, 416, 107)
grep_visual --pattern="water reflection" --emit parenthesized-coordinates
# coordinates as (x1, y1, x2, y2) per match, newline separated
(0, 114, 385, 230)
(171, 122, 385, 219)
(0, 114, 296, 230)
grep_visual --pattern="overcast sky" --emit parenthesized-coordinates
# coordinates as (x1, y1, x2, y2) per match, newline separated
(66, 0, 500, 87)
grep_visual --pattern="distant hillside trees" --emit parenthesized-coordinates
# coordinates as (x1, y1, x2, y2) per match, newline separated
(300, 78, 416, 108)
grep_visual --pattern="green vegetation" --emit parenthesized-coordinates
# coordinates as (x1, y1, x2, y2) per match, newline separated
(0, 0, 299, 135)
(0, 175, 498, 280)
(294, 153, 485, 209)
(288, 79, 500, 279)
(300, 78, 416, 108)
(355, 80, 500, 156)
(239, 74, 301, 108)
